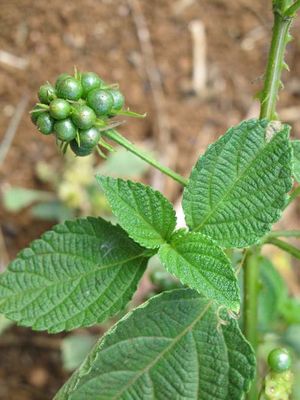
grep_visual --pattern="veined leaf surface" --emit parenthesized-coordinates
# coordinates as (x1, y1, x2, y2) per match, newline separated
(55, 289, 255, 400)
(158, 231, 240, 311)
(291, 140, 300, 182)
(98, 176, 176, 249)
(0, 217, 150, 333)
(183, 119, 292, 248)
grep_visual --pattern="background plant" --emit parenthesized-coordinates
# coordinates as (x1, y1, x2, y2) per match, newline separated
(1, 1, 300, 399)
(1, 147, 149, 222)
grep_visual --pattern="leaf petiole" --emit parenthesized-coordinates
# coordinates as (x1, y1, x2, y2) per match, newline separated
(101, 129, 188, 186)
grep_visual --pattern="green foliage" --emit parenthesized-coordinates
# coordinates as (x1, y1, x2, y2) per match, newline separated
(5, 2, 300, 394)
(291, 140, 300, 182)
(159, 232, 240, 311)
(97, 146, 149, 178)
(258, 256, 287, 331)
(183, 119, 292, 248)
(0, 217, 150, 333)
(3, 115, 295, 398)
(280, 297, 300, 325)
(0, 314, 13, 334)
(2, 187, 54, 212)
(61, 334, 97, 371)
(98, 176, 176, 249)
(55, 289, 255, 400)
(30, 201, 73, 222)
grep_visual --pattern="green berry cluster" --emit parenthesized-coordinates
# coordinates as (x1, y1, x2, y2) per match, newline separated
(31, 70, 126, 157)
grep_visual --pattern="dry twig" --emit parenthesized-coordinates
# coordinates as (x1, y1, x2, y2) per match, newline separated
(189, 20, 207, 96)
(0, 50, 28, 70)
(128, 0, 177, 193)
(0, 95, 29, 168)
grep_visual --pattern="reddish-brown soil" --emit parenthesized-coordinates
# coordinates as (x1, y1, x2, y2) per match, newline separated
(0, 0, 300, 398)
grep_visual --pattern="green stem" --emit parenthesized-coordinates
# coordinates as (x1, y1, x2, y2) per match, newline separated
(285, 0, 300, 16)
(101, 129, 188, 186)
(259, 8, 293, 119)
(266, 229, 300, 238)
(245, 5, 297, 399)
(264, 237, 300, 259)
(243, 249, 260, 400)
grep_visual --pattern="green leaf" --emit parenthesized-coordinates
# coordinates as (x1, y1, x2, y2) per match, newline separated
(2, 187, 54, 212)
(97, 147, 149, 178)
(31, 201, 74, 222)
(0, 217, 150, 333)
(291, 140, 300, 182)
(183, 119, 292, 248)
(258, 256, 287, 331)
(98, 176, 176, 249)
(61, 334, 98, 371)
(55, 289, 255, 400)
(158, 232, 240, 311)
(280, 297, 300, 325)
(0, 314, 14, 334)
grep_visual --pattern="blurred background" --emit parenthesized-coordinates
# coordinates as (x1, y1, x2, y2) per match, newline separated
(0, 0, 300, 398)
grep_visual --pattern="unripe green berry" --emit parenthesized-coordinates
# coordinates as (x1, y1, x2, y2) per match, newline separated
(55, 73, 72, 89)
(56, 77, 83, 101)
(36, 113, 54, 135)
(54, 118, 77, 141)
(70, 140, 93, 157)
(87, 89, 113, 116)
(268, 348, 292, 373)
(31, 106, 44, 124)
(71, 105, 96, 129)
(81, 72, 104, 98)
(49, 99, 71, 120)
(109, 89, 125, 110)
(79, 127, 101, 147)
(38, 84, 56, 104)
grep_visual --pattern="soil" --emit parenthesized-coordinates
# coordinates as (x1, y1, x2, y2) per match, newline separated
(0, 0, 300, 398)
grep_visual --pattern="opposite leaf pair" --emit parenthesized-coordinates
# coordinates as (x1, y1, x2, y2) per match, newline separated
(0, 118, 292, 333)
(99, 176, 240, 312)
(0, 118, 293, 400)
(99, 118, 293, 313)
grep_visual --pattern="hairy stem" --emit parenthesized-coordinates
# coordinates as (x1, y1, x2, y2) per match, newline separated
(259, 7, 293, 120)
(101, 129, 188, 186)
(243, 249, 260, 400)
(245, 4, 297, 399)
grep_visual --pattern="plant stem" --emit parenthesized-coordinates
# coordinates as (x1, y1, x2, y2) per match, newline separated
(266, 229, 300, 238)
(264, 237, 300, 259)
(243, 249, 260, 400)
(285, 0, 300, 16)
(101, 129, 188, 186)
(244, 5, 297, 399)
(259, 8, 293, 120)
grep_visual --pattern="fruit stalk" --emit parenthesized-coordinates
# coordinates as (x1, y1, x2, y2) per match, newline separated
(102, 129, 188, 186)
